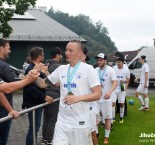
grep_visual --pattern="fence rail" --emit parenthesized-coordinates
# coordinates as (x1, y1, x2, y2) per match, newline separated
(0, 98, 59, 124)
(0, 98, 59, 145)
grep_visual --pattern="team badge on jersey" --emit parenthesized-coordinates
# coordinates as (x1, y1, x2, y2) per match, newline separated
(75, 72, 82, 79)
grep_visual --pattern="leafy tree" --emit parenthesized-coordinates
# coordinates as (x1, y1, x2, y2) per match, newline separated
(0, 0, 36, 38)
(47, 7, 117, 55)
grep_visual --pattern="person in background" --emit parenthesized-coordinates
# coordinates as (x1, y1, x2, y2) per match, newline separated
(111, 57, 130, 123)
(23, 56, 31, 74)
(81, 47, 98, 145)
(95, 53, 117, 144)
(114, 51, 129, 116)
(41, 47, 62, 145)
(22, 47, 53, 145)
(135, 55, 149, 111)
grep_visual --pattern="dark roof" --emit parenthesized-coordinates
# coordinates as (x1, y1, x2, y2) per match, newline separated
(1, 9, 86, 42)
(108, 50, 139, 62)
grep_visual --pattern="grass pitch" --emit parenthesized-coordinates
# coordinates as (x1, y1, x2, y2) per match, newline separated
(98, 96, 155, 145)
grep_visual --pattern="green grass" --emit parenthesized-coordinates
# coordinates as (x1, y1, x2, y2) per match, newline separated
(98, 96, 155, 145)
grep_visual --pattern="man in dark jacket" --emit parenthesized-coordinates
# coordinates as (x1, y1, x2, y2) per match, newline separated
(0, 38, 19, 145)
(22, 47, 53, 145)
(41, 47, 62, 145)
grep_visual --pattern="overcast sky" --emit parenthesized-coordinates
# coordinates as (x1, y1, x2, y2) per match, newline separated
(37, 0, 155, 51)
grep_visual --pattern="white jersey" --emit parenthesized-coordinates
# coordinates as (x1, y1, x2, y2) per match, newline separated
(95, 65, 117, 93)
(47, 62, 100, 128)
(113, 65, 130, 89)
(140, 63, 149, 84)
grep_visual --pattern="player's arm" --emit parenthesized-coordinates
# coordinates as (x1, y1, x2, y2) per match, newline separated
(124, 77, 130, 90)
(104, 68, 117, 99)
(35, 67, 60, 88)
(35, 77, 53, 88)
(63, 85, 101, 105)
(104, 80, 117, 99)
(79, 85, 101, 102)
(144, 72, 149, 87)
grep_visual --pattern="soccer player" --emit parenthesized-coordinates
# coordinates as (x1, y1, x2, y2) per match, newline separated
(41, 47, 62, 145)
(36, 40, 101, 145)
(81, 47, 98, 145)
(135, 55, 149, 111)
(95, 53, 117, 144)
(111, 57, 130, 123)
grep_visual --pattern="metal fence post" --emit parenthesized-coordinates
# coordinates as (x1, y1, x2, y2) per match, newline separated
(32, 110, 36, 145)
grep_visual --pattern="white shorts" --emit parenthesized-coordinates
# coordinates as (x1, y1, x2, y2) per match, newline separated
(136, 83, 148, 94)
(53, 124, 93, 145)
(95, 101, 101, 114)
(111, 89, 126, 103)
(89, 109, 97, 132)
(99, 98, 112, 120)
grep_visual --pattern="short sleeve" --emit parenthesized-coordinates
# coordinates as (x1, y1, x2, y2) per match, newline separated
(87, 65, 100, 88)
(47, 66, 61, 84)
(145, 64, 149, 73)
(110, 68, 117, 81)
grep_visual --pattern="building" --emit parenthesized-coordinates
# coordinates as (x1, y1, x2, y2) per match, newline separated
(108, 50, 139, 64)
(1, 9, 85, 68)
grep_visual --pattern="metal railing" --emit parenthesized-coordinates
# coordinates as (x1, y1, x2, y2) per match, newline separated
(0, 98, 60, 145)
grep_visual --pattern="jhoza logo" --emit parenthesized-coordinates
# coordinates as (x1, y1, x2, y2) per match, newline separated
(139, 133, 155, 143)
(139, 133, 155, 138)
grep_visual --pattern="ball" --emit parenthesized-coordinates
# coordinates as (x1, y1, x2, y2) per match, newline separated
(128, 99, 134, 105)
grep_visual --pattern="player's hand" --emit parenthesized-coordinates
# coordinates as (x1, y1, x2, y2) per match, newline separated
(63, 95, 80, 105)
(45, 96, 53, 104)
(120, 80, 125, 84)
(104, 91, 111, 99)
(8, 109, 19, 119)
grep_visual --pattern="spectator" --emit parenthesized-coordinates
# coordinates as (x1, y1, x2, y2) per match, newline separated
(22, 47, 53, 145)
(23, 56, 31, 74)
(0, 38, 19, 145)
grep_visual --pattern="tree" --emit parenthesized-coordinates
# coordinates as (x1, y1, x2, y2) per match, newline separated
(47, 7, 117, 55)
(0, 0, 36, 38)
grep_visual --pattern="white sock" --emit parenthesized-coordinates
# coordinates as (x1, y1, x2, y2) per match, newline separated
(96, 125, 98, 134)
(120, 107, 124, 118)
(112, 107, 115, 119)
(105, 129, 110, 138)
(138, 95, 145, 106)
(144, 97, 149, 108)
